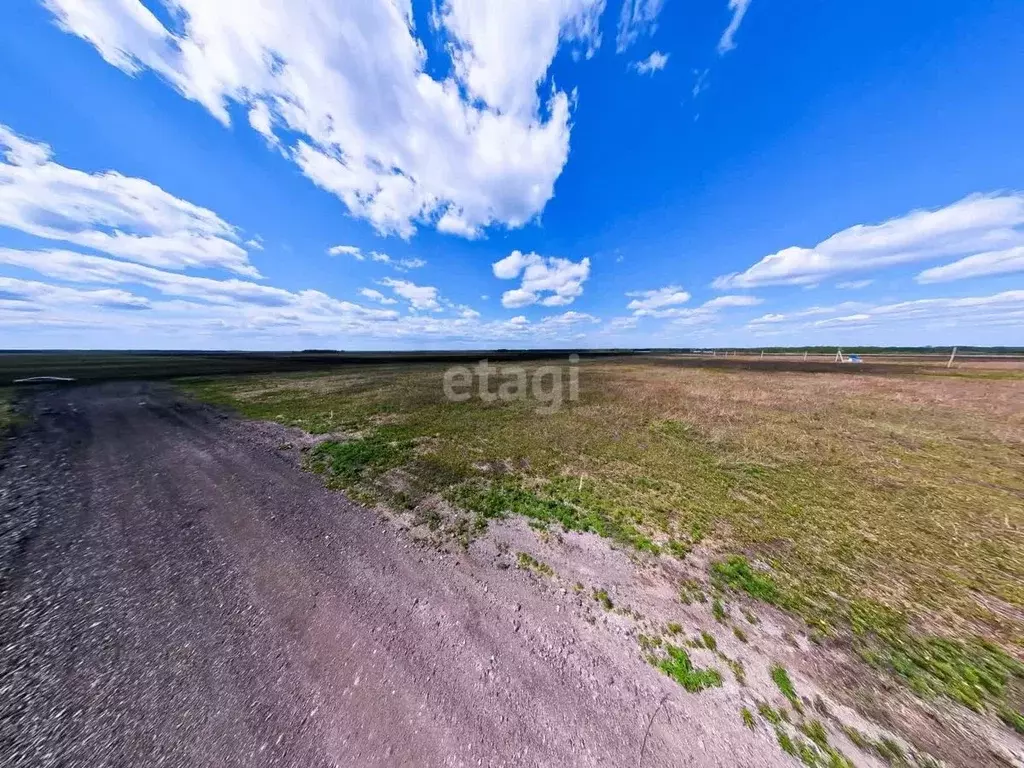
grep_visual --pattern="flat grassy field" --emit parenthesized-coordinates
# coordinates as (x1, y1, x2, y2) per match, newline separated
(181, 358, 1024, 735)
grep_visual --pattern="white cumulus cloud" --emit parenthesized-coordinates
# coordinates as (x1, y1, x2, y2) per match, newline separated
(43, 0, 607, 239)
(492, 250, 591, 308)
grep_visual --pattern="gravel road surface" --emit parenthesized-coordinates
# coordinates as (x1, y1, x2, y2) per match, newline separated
(0, 382, 783, 767)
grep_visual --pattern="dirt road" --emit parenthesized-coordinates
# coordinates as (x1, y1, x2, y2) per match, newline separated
(0, 383, 781, 767)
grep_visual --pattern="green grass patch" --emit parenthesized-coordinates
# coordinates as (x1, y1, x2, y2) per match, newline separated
(447, 477, 659, 551)
(856, 628, 1024, 714)
(712, 555, 796, 609)
(308, 429, 415, 486)
(650, 644, 723, 693)
(757, 701, 782, 725)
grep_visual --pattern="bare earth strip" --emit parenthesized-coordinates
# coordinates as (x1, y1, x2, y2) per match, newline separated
(0, 382, 788, 767)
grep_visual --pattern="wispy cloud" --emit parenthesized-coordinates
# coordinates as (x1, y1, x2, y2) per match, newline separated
(378, 277, 441, 311)
(702, 294, 762, 308)
(0, 123, 257, 276)
(836, 279, 873, 290)
(714, 192, 1024, 289)
(692, 68, 710, 98)
(747, 291, 1024, 334)
(717, 0, 752, 54)
(916, 245, 1024, 283)
(616, 0, 667, 52)
(359, 288, 398, 305)
(328, 245, 425, 270)
(626, 285, 691, 315)
(370, 252, 427, 271)
(632, 51, 669, 75)
(328, 245, 364, 259)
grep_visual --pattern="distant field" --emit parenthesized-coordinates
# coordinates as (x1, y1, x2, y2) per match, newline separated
(0, 350, 628, 386)
(180, 357, 1024, 738)
(3, 349, 1022, 386)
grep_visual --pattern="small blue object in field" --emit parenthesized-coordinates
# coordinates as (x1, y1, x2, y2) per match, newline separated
(847, 355, 863, 363)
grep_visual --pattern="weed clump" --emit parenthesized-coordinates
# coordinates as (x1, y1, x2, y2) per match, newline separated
(592, 588, 613, 610)
(727, 658, 746, 685)
(712, 597, 728, 622)
(516, 552, 554, 577)
(776, 729, 798, 756)
(799, 719, 829, 749)
(771, 665, 804, 713)
(757, 701, 782, 725)
(678, 578, 706, 605)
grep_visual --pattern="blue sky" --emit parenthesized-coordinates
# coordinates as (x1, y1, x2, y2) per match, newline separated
(0, 0, 1022, 349)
